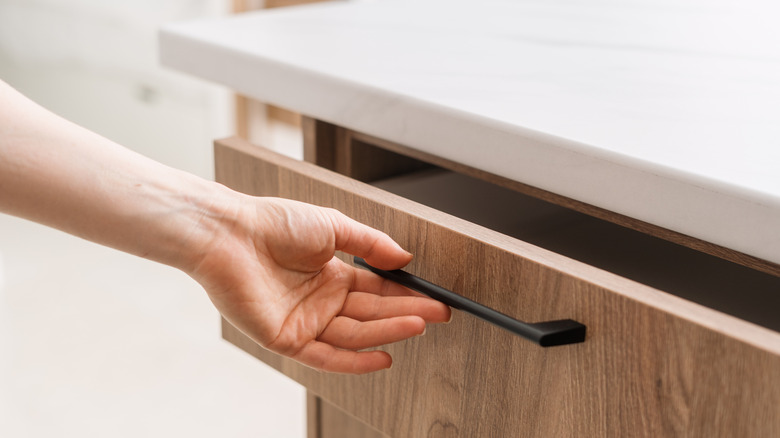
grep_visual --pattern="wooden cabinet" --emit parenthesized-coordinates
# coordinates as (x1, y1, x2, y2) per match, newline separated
(214, 122, 780, 437)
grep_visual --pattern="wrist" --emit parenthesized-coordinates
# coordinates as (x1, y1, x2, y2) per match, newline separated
(164, 176, 247, 275)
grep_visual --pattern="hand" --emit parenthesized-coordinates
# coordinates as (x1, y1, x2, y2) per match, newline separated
(0, 80, 449, 374)
(190, 197, 451, 374)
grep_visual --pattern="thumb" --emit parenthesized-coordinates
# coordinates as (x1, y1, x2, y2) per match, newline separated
(326, 209, 412, 270)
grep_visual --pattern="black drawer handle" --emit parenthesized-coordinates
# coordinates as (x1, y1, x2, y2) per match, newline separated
(354, 257, 586, 347)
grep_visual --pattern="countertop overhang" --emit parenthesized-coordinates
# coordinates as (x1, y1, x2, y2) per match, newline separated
(159, 0, 780, 266)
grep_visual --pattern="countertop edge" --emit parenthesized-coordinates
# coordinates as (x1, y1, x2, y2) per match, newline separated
(159, 23, 780, 267)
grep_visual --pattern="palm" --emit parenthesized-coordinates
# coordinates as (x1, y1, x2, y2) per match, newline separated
(194, 198, 450, 374)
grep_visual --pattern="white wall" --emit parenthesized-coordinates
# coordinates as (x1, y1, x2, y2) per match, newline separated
(0, 0, 233, 178)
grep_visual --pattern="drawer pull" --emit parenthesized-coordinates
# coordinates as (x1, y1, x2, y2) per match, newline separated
(354, 257, 586, 346)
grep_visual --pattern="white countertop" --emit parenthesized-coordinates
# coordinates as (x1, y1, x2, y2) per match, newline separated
(160, 0, 780, 266)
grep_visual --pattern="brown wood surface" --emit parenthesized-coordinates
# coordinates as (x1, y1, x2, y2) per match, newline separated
(302, 118, 431, 181)
(312, 395, 388, 438)
(216, 136, 780, 438)
(302, 117, 337, 171)
(306, 392, 318, 438)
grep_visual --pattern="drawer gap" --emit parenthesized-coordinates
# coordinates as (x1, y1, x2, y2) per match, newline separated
(373, 168, 780, 332)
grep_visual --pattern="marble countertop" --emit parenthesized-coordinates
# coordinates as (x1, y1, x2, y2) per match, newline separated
(160, 0, 780, 266)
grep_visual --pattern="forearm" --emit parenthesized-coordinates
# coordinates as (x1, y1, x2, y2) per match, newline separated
(0, 79, 235, 272)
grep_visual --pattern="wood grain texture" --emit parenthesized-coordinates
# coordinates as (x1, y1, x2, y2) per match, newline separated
(317, 398, 388, 438)
(302, 117, 337, 171)
(302, 116, 431, 181)
(307, 393, 318, 438)
(235, 94, 250, 140)
(215, 136, 780, 438)
(347, 130, 780, 278)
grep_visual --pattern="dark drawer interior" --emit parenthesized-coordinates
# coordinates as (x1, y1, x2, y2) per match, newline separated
(374, 169, 780, 332)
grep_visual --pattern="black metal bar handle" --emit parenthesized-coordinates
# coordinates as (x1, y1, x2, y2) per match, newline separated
(354, 257, 586, 347)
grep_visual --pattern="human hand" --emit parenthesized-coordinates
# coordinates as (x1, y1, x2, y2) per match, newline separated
(0, 80, 449, 373)
(190, 196, 451, 374)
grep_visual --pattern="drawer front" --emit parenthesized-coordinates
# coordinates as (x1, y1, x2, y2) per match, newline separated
(215, 137, 780, 437)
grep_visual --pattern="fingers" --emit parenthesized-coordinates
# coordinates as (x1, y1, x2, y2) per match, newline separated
(317, 315, 426, 350)
(280, 313, 432, 374)
(341, 291, 452, 323)
(287, 315, 426, 373)
(293, 341, 393, 374)
(326, 209, 412, 270)
(351, 267, 422, 297)
(349, 266, 452, 322)
(297, 313, 442, 373)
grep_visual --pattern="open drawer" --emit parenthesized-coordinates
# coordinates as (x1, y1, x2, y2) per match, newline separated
(214, 136, 780, 437)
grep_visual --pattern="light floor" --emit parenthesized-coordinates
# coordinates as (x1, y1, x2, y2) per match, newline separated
(0, 213, 306, 437)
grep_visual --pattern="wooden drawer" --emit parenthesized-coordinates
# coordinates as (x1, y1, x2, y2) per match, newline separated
(214, 136, 780, 437)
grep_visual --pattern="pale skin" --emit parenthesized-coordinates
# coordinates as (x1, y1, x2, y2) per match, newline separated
(0, 79, 451, 374)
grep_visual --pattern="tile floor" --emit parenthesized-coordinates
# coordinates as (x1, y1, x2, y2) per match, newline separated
(0, 213, 305, 437)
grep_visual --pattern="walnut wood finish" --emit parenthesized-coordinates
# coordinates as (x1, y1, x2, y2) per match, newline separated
(215, 136, 780, 438)
(307, 394, 388, 438)
(302, 118, 432, 182)
(302, 117, 337, 171)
